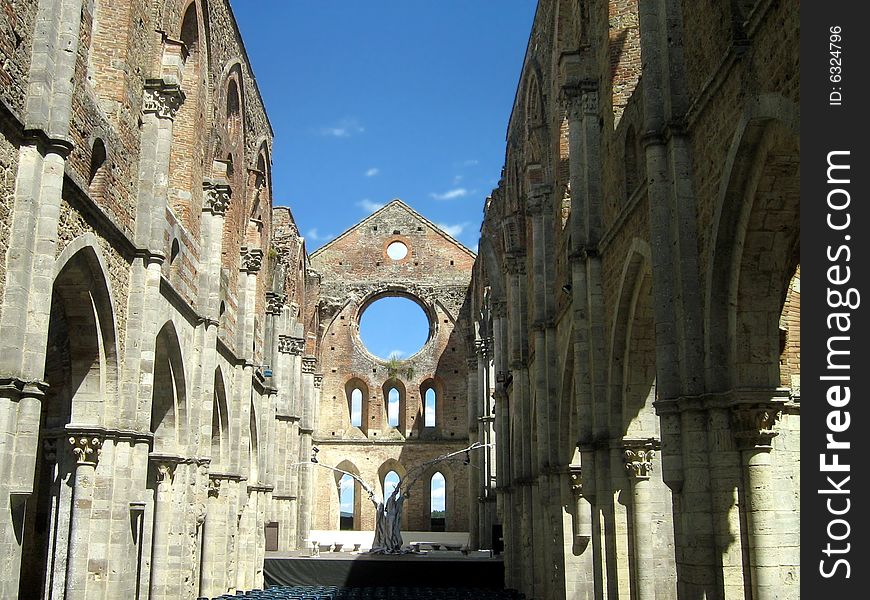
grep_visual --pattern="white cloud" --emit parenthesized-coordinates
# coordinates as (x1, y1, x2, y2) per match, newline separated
(304, 228, 333, 243)
(365, 167, 380, 177)
(430, 478, 446, 511)
(388, 350, 405, 359)
(357, 198, 385, 213)
(471, 243, 479, 254)
(463, 159, 479, 167)
(425, 404, 435, 426)
(340, 475, 355, 512)
(429, 188, 469, 201)
(319, 118, 365, 138)
(435, 222, 469, 238)
(351, 404, 361, 424)
(452, 174, 464, 185)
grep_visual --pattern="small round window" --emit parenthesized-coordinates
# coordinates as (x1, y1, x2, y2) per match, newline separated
(387, 241, 408, 261)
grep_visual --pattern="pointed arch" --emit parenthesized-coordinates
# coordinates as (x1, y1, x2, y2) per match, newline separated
(345, 377, 369, 430)
(607, 240, 656, 439)
(19, 240, 120, 600)
(705, 95, 801, 391)
(167, 0, 210, 232)
(334, 460, 363, 530)
(248, 396, 259, 484)
(151, 321, 188, 453)
(211, 366, 230, 469)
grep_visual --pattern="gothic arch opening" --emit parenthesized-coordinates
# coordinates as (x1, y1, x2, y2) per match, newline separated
(168, 0, 208, 233)
(19, 245, 118, 598)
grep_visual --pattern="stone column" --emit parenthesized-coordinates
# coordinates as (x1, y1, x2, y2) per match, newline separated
(65, 434, 102, 600)
(732, 404, 783, 600)
(199, 477, 221, 598)
(296, 356, 317, 547)
(239, 247, 264, 356)
(148, 457, 178, 599)
(624, 441, 658, 600)
(467, 353, 481, 550)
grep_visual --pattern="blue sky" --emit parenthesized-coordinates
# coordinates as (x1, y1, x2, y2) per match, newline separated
(230, 0, 538, 255)
(235, 7, 532, 521)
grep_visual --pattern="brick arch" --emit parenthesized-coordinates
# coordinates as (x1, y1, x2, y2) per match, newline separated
(705, 96, 800, 390)
(334, 460, 364, 530)
(378, 459, 407, 504)
(344, 377, 369, 431)
(166, 0, 210, 236)
(382, 378, 408, 433)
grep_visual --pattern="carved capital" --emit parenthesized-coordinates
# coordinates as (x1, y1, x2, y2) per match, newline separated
(69, 435, 102, 466)
(491, 300, 508, 319)
(266, 292, 286, 316)
(569, 466, 583, 497)
(240, 247, 264, 273)
(155, 462, 176, 486)
(143, 80, 185, 120)
(208, 477, 221, 498)
(475, 336, 493, 359)
(278, 335, 305, 355)
(203, 181, 232, 215)
(504, 253, 527, 275)
(43, 438, 59, 464)
(623, 441, 657, 479)
(313, 374, 323, 389)
(731, 405, 782, 449)
(302, 356, 317, 374)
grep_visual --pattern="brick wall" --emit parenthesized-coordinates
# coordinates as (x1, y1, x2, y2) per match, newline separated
(309, 200, 475, 532)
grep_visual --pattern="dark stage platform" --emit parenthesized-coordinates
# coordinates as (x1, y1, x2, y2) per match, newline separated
(264, 552, 505, 588)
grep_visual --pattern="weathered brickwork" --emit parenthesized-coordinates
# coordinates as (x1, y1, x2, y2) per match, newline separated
(472, 1, 799, 599)
(308, 201, 476, 533)
(0, 124, 16, 322)
(1, 1, 800, 598)
(0, 0, 37, 113)
(0, 2, 307, 598)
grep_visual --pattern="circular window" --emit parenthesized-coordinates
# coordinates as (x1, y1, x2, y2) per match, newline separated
(359, 297, 429, 359)
(386, 241, 408, 261)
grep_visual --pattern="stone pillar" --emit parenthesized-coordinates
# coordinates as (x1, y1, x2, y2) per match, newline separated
(467, 353, 481, 550)
(199, 477, 221, 598)
(240, 247, 264, 356)
(296, 356, 317, 548)
(137, 79, 184, 247)
(65, 434, 102, 600)
(732, 404, 783, 600)
(148, 457, 178, 600)
(624, 441, 658, 600)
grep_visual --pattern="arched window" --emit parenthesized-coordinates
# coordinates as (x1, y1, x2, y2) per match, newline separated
(424, 386, 436, 427)
(339, 474, 355, 530)
(350, 388, 363, 427)
(346, 379, 368, 430)
(167, 1, 205, 230)
(227, 79, 242, 140)
(430, 472, 446, 531)
(387, 387, 400, 428)
(383, 471, 400, 502)
(89, 138, 108, 201)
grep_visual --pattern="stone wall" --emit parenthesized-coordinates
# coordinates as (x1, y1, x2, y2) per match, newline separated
(307, 200, 475, 535)
(471, 1, 800, 599)
(0, 2, 309, 598)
